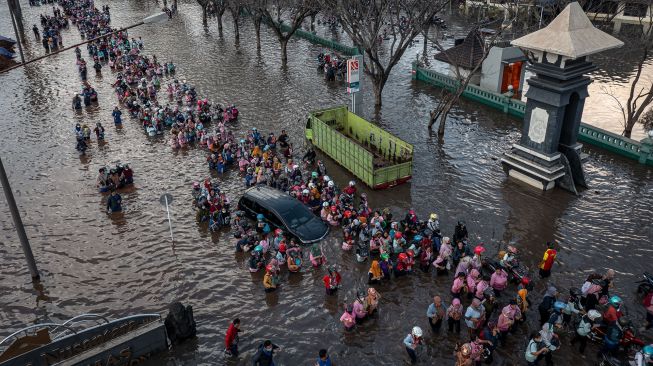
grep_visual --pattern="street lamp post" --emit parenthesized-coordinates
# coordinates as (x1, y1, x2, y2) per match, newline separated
(0, 12, 168, 281)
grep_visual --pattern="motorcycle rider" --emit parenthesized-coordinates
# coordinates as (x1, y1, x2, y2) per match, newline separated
(571, 309, 601, 354)
(633, 345, 653, 366)
(601, 317, 626, 357)
(603, 296, 624, 326)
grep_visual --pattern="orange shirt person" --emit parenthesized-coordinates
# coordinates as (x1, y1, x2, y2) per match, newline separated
(539, 242, 557, 278)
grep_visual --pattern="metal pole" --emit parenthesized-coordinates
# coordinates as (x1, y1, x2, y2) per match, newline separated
(539, 5, 544, 29)
(0, 157, 39, 280)
(8, 1, 25, 64)
(164, 196, 174, 242)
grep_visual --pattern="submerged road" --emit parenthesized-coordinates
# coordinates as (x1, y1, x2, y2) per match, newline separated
(0, 0, 652, 364)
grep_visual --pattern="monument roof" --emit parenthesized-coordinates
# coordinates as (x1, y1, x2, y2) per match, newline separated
(511, 2, 623, 58)
(435, 30, 485, 69)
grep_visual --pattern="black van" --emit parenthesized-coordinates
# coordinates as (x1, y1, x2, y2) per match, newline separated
(238, 186, 329, 244)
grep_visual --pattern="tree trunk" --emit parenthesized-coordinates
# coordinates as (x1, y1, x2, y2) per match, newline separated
(280, 38, 289, 65)
(255, 17, 261, 49)
(422, 32, 428, 56)
(217, 11, 224, 34)
(623, 119, 634, 138)
(202, 6, 208, 26)
(437, 105, 451, 135)
(372, 76, 387, 107)
(232, 11, 240, 43)
(310, 13, 316, 31)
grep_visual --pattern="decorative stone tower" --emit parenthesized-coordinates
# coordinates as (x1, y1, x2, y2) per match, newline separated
(501, 2, 623, 192)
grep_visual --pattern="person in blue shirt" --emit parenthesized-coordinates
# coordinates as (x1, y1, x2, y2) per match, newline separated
(316, 349, 332, 366)
(403, 326, 423, 364)
(427, 295, 447, 332)
(106, 190, 122, 213)
(112, 106, 122, 125)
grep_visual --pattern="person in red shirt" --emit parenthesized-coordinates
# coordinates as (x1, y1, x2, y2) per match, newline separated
(224, 318, 241, 356)
(323, 266, 342, 295)
(603, 296, 623, 325)
(539, 242, 557, 278)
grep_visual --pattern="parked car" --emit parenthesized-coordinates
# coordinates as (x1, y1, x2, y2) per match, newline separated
(238, 186, 329, 244)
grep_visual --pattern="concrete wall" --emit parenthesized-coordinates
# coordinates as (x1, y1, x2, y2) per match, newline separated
(480, 46, 527, 94)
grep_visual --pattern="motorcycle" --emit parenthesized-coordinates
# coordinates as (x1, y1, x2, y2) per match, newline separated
(588, 318, 645, 357)
(482, 258, 532, 289)
(636, 272, 653, 296)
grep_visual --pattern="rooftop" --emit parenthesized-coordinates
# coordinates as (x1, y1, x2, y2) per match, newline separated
(434, 30, 485, 69)
(511, 2, 623, 58)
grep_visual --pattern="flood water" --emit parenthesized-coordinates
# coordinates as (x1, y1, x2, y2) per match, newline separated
(0, 1, 652, 365)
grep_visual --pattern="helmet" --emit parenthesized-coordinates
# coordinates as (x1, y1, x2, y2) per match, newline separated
(609, 295, 623, 306)
(643, 345, 653, 357)
(192, 181, 200, 189)
(474, 245, 485, 255)
(381, 253, 389, 260)
(618, 317, 629, 327)
(430, 213, 438, 220)
(460, 343, 472, 356)
(407, 250, 415, 258)
(507, 245, 518, 254)
(274, 228, 283, 235)
(323, 202, 329, 207)
(308, 182, 315, 188)
(330, 206, 337, 212)
(394, 232, 402, 239)
(521, 277, 530, 286)
(312, 171, 318, 178)
(349, 180, 355, 186)
(553, 301, 566, 311)
(323, 175, 331, 182)
(256, 214, 264, 220)
(587, 310, 602, 321)
(413, 235, 422, 242)
(344, 210, 352, 218)
(328, 181, 334, 187)
(398, 253, 408, 261)
(293, 165, 299, 170)
(303, 189, 310, 195)
(412, 326, 423, 338)
(352, 219, 360, 226)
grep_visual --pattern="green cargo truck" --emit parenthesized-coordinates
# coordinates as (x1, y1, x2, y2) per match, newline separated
(305, 106, 413, 190)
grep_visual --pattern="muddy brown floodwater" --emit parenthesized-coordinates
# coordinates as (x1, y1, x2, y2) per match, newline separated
(0, 1, 652, 365)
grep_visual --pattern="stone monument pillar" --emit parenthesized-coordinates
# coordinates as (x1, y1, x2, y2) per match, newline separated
(501, 2, 623, 192)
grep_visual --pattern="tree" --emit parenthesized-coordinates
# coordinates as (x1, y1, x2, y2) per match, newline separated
(198, 0, 211, 26)
(261, 0, 317, 66)
(246, 0, 266, 49)
(213, 0, 228, 34)
(602, 13, 653, 138)
(322, 0, 447, 107)
(228, 0, 244, 43)
(426, 27, 502, 135)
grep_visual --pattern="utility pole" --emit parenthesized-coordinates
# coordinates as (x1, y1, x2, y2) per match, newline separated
(0, 157, 39, 280)
(8, 0, 26, 64)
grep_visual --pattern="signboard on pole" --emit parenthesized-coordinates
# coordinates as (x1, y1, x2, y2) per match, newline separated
(347, 58, 360, 93)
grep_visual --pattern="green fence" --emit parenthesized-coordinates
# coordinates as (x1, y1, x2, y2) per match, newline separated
(412, 62, 653, 166)
(261, 17, 361, 56)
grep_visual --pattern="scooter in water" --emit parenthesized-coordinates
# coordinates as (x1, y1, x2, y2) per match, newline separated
(589, 318, 645, 357)
(483, 259, 532, 289)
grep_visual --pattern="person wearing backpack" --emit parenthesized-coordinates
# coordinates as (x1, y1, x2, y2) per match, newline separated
(524, 332, 550, 366)
(571, 310, 601, 354)
(538, 287, 557, 327)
